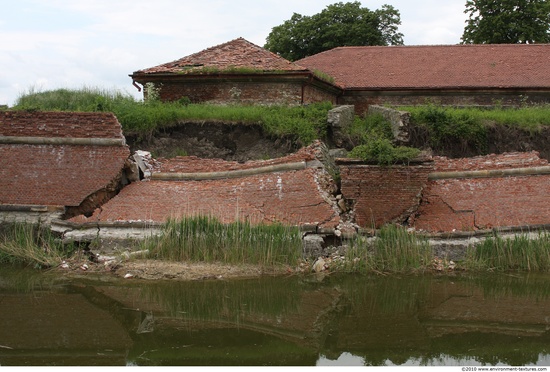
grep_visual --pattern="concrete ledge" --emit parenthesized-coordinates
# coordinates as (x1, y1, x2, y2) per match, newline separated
(0, 204, 65, 212)
(0, 136, 126, 147)
(151, 161, 307, 181)
(428, 166, 550, 180)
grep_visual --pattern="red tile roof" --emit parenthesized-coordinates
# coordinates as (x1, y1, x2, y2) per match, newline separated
(296, 44, 550, 90)
(133, 38, 307, 75)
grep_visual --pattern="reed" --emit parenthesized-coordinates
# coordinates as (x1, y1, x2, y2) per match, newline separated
(339, 225, 432, 273)
(0, 223, 76, 268)
(142, 215, 303, 267)
(465, 232, 550, 271)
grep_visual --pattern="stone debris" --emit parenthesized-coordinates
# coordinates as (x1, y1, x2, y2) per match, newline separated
(312, 257, 328, 273)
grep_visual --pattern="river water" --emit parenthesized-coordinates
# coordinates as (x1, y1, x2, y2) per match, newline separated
(1, 265, 550, 367)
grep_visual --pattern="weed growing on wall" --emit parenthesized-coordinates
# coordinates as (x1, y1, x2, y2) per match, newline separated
(347, 113, 420, 165)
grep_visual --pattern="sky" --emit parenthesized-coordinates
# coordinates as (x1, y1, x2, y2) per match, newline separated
(0, 0, 469, 106)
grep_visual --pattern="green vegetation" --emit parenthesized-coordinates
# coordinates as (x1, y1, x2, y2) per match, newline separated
(0, 223, 76, 268)
(13, 87, 333, 145)
(337, 225, 432, 273)
(404, 105, 488, 153)
(265, 1, 403, 61)
(462, 0, 550, 44)
(465, 232, 550, 271)
(142, 216, 303, 267)
(348, 113, 420, 164)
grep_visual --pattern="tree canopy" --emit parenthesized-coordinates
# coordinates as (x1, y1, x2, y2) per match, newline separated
(461, 0, 550, 44)
(264, 2, 404, 61)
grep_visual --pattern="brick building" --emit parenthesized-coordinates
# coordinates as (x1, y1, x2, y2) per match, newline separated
(131, 39, 550, 113)
(130, 38, 339, 106)
(297, 43, 550, 113)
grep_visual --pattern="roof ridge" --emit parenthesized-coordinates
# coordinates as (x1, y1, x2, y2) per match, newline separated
(332, 43, 550, 50)
(133, 37, 307, 74)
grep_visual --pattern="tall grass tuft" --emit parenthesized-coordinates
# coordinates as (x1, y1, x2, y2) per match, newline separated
(142, 216, 303, 267)
(0, 223, 76, 268)
(340, 225, 432, 273)
(465, 232, 550, 271)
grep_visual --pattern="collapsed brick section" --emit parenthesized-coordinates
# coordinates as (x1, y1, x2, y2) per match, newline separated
(0, 111, 130, 212)
(70, 144, 341, 229)
(155, 145, 317, 173)
(339, 161, 434, 229)
(339, 151, 550, 233)
(412, 152, 550, 232)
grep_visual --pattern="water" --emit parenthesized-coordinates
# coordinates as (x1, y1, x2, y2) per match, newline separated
(1, 265, 550, 366)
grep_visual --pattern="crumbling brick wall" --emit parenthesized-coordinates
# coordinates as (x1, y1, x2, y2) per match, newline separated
(0, 111, 130, 213)
(339, 152, 550, 233)
(411, 152, 550, 232)
(339, 161, 434, 228)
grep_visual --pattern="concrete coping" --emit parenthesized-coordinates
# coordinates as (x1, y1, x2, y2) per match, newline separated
(151, 161, 308, 181)
(0, 204, 65, 212)
(428, 165, 550, 180)
(0, 136, 126, 147)
(52, 219, 327, 233)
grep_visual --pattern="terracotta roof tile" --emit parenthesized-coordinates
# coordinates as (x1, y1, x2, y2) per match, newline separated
(134, 38, 307, 75)
(297, 44, 550, 90)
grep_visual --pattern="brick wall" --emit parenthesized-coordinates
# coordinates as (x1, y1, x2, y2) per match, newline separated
(339, 91, 550, 115)
(339, 152, 550, 233)
(411, 152, 550, 232)
(157, 80, 304, 105)
(71, 168, 341, 230)
(0, 111, 125, 139)
(339, 162, 434, 228)
(0, 111, 130, 209)
(302, 84, 338, 105)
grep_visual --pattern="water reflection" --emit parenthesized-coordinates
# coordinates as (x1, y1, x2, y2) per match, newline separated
(1, 265, 550, 366)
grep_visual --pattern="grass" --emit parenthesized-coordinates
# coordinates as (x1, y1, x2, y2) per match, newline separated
(400, 104, 550, 154)
(141, 215, 303, 267)
(347, 113, 420, 164)
(0, 223, 77, 268)
(464, 232, 550, 271)
(337, 225, 432, 273)
(403, 104, 550, 132)
(13, 86, 332, 145)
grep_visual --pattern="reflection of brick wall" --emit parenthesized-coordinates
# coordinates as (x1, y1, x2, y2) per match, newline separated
(339, 162, 433, 228)
(0, 111, 129, 208)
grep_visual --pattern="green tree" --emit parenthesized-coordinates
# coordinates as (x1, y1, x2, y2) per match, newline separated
(461, 0, 550, 44)
(264, 2, 403, 61)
